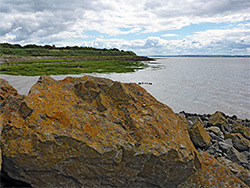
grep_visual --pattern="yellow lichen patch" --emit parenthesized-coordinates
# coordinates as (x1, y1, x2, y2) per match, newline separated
(83, 123, 99, 138)
(50, 111, 71, 129)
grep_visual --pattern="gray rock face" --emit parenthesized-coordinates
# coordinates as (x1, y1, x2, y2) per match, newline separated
(227, 147, 248, 165)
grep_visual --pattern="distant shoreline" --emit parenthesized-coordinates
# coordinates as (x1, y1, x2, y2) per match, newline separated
(149, 55, 250, 58)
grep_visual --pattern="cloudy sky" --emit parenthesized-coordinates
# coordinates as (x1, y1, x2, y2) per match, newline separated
(1, 0, 250, 55)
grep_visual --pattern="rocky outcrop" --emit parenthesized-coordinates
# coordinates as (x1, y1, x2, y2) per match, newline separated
(179, 111, 250, 186)
(0, 76, 248, 187)
(0, 78, 24, 171)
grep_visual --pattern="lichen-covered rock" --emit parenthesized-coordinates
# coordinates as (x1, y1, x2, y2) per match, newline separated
(230, 133, 250, 152)
(208, 111, 228, 126)
(0, 76, 198, 187)
(0, 114, 2, 171)
(179, 152, 248, 188)
(217, 157, 250, 186)
(232, 123, 250, 140)
(189, 121, 211, 148)
(0, 76, 247, 187)
(0, 78, 25, 171)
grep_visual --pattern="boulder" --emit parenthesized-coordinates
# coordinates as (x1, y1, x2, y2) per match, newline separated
(0, 76, 247, 187)
(0, 76, 198, 187)
(230, 133, 250, 152)
(208, 111, 228, 126)
(188, 121, 211, 148)
(232, 123, 250, 140)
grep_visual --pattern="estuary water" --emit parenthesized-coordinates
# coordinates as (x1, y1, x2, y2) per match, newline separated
(1, 57, 249, 119)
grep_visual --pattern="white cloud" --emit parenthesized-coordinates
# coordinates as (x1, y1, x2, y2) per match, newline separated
(162, 34, 179, 37)
(0, 0, 249, 54)
(82, 28, 250, 55)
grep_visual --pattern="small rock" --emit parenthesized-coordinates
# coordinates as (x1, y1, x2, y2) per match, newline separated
(188, 116, 203, 125)
(225, 138, 233, 146)
(241, 151, 250, 161)
(208, 111, 228, 126)
(230, 133, 250, 152)
(227, 147, 248, 165)
(206, 147, 216, 155)
(219, 140, 233, 152)
(207, 126, 224, 140)
(207, 126, 223, 136)
(232, 123, 250, 140)
(209, 132, 224, 141)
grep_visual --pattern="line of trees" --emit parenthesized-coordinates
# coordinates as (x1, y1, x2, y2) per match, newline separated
(0, 43, 125, 52)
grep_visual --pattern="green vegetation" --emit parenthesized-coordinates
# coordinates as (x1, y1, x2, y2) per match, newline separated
(3, 59, 74, 65)
(0, 43, 136, 57)
(0, 60, 148, 76)
(0, 43, 150, 76)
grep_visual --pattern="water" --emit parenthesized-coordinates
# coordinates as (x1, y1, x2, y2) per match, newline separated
(0, 57, 249, 119)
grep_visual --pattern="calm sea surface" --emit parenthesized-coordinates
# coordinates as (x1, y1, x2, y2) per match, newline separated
(1, 57, 249, 118)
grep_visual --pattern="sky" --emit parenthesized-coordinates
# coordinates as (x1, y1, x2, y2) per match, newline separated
(0, 0, 250, 55)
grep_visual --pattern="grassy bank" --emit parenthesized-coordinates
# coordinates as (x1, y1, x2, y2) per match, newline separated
(0, 43, 151, 76)
(0, 60, 148, 76)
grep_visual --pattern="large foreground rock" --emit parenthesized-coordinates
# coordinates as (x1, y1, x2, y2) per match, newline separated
(0, 76, 247, 187)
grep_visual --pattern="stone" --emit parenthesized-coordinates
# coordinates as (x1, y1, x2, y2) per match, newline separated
(188, 121, 211, 148)
(207, 126, 224, 139)
(188, 116, 203, 125)
(179, 152, 248, 187)
(0, 76, 247, 187)
(230, 133, 250, 152)
(227, 147, 248, 165)
(217, 157, 250, 186)
(232, 123, 250, 140)
(241, 151, 250, 161)
(219, 139, 233, 153)
(208, 131, 224, 142)
(0, 76, 199, 187)
(208, 111, 228, 126)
